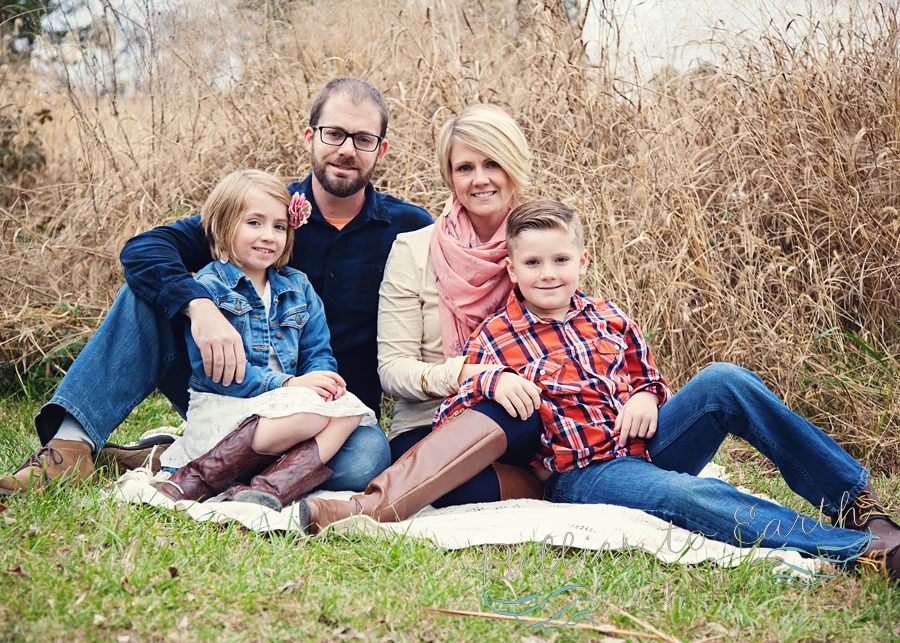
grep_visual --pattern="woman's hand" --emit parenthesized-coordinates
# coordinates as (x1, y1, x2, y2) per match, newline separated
(493, 372, 542, 420)
(615, 391, 660, 446)
(284, 371, 347, 401)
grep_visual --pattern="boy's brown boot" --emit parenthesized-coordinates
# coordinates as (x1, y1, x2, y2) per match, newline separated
(298, 409, 507, 533)
(151, 415, 278, 502)
(209, 439, 334, 510)
(833, 482, 900, 545)
(0, 440, 94, 495)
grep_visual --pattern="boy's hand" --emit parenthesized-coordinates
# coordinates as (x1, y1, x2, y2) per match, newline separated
(284, 371, 347, 401)
(615, 391, 660, 446)
(493, 372, 542, 420)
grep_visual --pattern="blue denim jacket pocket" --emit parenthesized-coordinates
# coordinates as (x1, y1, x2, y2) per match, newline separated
(213, 295, 251, 333)
(277, 304, 309, 332)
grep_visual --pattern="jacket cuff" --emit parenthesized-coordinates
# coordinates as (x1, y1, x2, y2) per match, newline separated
(429, 355, 469, 398)
(158, 279, 213, 319)
(263, 371, 293, 392)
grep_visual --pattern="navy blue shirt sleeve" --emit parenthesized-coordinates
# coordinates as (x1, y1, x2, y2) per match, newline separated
(120, 214, 213, 319)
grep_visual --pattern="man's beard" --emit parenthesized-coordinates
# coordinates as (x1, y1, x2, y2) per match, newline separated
(310, 149, 377, 198)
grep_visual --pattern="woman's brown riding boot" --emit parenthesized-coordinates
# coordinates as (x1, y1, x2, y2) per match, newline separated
(151, 415, 279, 502)
(492, 462, 545, 500)
(298, 409, 507, 533)
(832, 482, 900, 545)
(209, 439, 334, 510)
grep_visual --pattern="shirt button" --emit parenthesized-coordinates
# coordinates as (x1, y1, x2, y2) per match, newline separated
(290, 360, 296, 367)
(539, 369, 545, 375)
(275, 331, 283, 339)
(329, 272, 335, 279)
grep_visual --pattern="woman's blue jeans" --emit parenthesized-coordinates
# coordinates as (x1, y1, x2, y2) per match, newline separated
(33, 285, 390, 492)
(545, 363, 871, 560)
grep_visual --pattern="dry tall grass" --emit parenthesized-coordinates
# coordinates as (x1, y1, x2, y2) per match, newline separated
(1, 0, 898, 469)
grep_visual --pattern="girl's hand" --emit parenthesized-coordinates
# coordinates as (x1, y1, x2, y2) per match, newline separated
(285, 371, 347, 401)
(493, 372, 541, 419)
(615, 391, 660, 446)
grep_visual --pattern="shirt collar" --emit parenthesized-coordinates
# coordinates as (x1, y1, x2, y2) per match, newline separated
(506, 288, 594, 331)
(211, 261, 300, 299)
(293, 174, 390, 225)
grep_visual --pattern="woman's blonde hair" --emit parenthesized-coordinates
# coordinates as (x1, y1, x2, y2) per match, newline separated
(436, 104, 532, 200)
(202, 169, 293, 270)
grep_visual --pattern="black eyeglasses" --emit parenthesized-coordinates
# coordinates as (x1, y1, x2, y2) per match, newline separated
(311, 126, 383, 152)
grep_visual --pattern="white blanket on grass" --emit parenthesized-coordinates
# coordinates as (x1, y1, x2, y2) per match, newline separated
(109, 464, 830, 581)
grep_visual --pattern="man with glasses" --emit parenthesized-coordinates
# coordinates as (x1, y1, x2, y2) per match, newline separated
(1, 77, 433, 496)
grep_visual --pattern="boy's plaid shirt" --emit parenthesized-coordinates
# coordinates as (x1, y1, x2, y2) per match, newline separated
(434, 290, 672, 473)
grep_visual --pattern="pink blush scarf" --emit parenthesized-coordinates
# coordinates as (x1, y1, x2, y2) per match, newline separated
(430, 196, 513, 358)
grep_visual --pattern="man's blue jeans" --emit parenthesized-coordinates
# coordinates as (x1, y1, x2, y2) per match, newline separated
(34, 285, 390, 492)
(545, 363, 871, 560)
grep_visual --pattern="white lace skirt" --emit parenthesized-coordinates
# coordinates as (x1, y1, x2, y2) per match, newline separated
(160, 387, 377, 469)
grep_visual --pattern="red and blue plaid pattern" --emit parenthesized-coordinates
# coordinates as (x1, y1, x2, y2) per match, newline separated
(434, 290, 671, 473)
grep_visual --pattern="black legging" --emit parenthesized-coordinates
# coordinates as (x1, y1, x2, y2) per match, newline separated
(388, 400, 543, 508)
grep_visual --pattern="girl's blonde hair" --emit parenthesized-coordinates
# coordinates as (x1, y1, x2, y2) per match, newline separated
(436, 104, 532, 200)
(202, 170, 293, 270)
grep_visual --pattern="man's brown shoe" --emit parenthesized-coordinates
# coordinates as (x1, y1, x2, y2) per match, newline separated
(833, 482, 900, 546)
(0, 440, 94, 495)
(97, 436, 175, 476)
(856, 543, 900, 583)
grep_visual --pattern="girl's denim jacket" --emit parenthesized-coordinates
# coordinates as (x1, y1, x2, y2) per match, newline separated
(186, 261, 338, 397)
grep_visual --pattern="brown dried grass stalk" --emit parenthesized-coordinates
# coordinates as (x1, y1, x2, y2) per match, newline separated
(1, 0, 898, 469)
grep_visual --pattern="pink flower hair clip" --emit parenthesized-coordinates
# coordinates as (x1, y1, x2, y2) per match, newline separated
(289, 193, 312, 229)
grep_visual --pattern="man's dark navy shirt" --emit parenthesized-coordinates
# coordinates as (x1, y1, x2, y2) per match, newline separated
(120, 174, 434, 416)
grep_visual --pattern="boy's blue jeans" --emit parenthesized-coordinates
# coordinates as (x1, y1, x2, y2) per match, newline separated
(33, 285, 390, 492)
(545, 363, 871, 560)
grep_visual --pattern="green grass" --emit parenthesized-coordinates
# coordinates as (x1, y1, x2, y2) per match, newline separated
(2, 393, 899, 642)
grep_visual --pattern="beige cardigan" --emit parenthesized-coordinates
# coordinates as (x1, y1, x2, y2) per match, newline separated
(377, 226, 468, 437)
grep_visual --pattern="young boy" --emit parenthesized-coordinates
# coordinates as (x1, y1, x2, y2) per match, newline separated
(430, 200, 898, 573)
(433, 199, 671, 476)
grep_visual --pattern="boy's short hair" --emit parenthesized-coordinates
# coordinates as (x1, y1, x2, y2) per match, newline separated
(506, 200, 584, 252)
(436, 104, 532, 199)
(309, 77, 389, 138)
(202, 169, 294, 270)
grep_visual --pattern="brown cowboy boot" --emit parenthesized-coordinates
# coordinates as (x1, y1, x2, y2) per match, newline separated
(297, 409, 508, 533)
(832, 482, 900, 545)
(493, 462, 545, 500)
(96, 435, 175, 475)
(0, 440, 94, 495)
(209, 439, 334, 510)
(151, 415, 278, 502)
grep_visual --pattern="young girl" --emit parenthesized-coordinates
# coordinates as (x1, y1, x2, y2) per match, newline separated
(153, 169, 375, 509)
